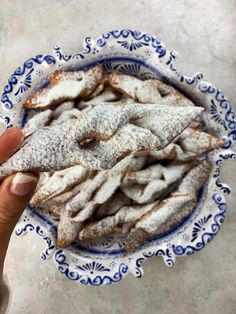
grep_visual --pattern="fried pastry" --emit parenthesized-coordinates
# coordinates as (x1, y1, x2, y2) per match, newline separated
(22, 109, 52, 138)
(31, 165, 92, 206)
(51, 101, 75, 118)
(108, 73, 195, 107)
(95, 190, 131, 219)
(36, 172, 52, 190)
(37, 178, 95, 218)
(149, 128, 226, 161)
(0, 103, 203, 179)
(65, 154, 146, 218)
(57, 155, 134, 247)
(23, 65, 103, 109)
(121, 162, 191, 204)
(124, 160, 212, 252)
(50, 108, 82, 126)
(77, 88, 122, 109)
(176, 127, 226, 155)
(78, 201, 159, 241)
(83, 82, 105, 100)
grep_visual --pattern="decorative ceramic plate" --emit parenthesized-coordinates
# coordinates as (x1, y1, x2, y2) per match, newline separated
(0, 29, 235, 286)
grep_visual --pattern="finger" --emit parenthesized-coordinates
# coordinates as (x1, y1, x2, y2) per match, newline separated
(0, 172, 38, 236)
(0, 172, 37, 280)
(0, 127, 24, 164)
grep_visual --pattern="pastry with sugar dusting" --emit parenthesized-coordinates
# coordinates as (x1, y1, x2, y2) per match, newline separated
(83, 82, 105, 100)
(37, 177, 96, 219)
(50, 108, 82, 126)
(78, 201, 159, 241)
(124, 160, 212, 252)
(149, 128, 226, 162)
(36, 172, 52, 190)
(23, 65, 103, 109)
(121, 162, 191, 204)
(31, 165, 92, 206)
(36, 155, 144, 220)
(176, 127, 226, 155)
(22, 109, 52, 138)
(46, 156, 138, 222)
(52, 101, 75, 118)
(57, 155, 134, 247)
(108, 73, 195, 106)
(77, 87, 122, 109)
(0, 103, 203, 179)
(57, 154, 147, 246)
(95, 190, 131, 219)
(56, 170, 109, 247)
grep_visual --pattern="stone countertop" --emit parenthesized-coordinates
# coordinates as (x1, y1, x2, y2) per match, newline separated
(0, 0, 236, 313)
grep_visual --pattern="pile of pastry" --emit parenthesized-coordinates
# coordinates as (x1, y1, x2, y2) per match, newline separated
(0, 65, 226, 252)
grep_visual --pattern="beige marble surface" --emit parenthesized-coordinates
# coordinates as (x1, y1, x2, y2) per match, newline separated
(0, 0, 236, 313)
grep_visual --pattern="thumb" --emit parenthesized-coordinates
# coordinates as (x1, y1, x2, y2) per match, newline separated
(0, 172, 38, 279)
(0, 173, 38, 236)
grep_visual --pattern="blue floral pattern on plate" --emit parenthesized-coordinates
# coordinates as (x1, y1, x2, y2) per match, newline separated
(0, 29, 235, 286)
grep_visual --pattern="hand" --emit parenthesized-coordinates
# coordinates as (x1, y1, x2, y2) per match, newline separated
(0, 127, 38, 280)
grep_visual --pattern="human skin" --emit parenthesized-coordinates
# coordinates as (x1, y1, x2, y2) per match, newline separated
(0, 127, 38, 281)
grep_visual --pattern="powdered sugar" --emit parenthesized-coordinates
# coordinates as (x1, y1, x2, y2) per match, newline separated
(149, 127, 226, 161)
(0, 103, 203, 179)
(57, 156, 134, 245)
(22, 109, 52, 137)
(127, 161, 211, 235)
(23, 65, 103, 109)
(31, 165, 90, 205)
(121, 162, 190, 204)
(123, 161, 212, 252)
(178, 128, 226, 154)
(52, 101, 75, 118)
(96, 190, 131, 218)
(78, 88, 121, 109)
(135, 193, 192, 233)
(50, 108, 81, 126)
(79, 201, 159, 241)
(108, 73, 195, 107)
(108, 73, 162, 103)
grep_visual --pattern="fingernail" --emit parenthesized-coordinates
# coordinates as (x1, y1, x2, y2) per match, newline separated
(10, 173, 38, 196)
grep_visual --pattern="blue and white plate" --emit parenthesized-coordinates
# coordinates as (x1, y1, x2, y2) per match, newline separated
(0, 29, 235, 286)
